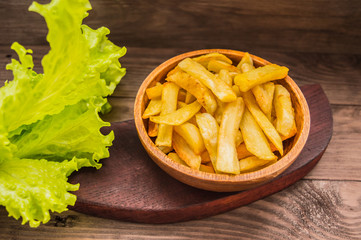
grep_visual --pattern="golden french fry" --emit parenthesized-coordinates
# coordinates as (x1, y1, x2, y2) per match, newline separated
(159, 146, 173, 154)
(234, 64, 289, 92)
(232, 85, 242, 97)
(195, 113, 219, 169)
(142, 99, 162, 119)
(240, 109, 277, 161)
(146, 84, 163, 99)
(201, 150, 211, 163)
(207, 60, 240, 74)
(236, 52, 254, 71)
(273, 84, 297, 137)
(199, 164, 215, 173)
(243, 91, 283, 155)
(252, 82, 275, 119)
(174, 123, 205, 154)
(239, 156, 275, 173)
(178, 58, 237, 102)
(235, 130, 244, 147)
(150, 101, 202, 126)
(185, 91, 196, 104)
(166, 70, 217, 114)
(214, 98, 225, 124)
(147, 120, 158, 137)
(216, 97, 245, 174)
(192, 52, 232, 67)
(218, 69, 233, 86)
(177, 101, 187, 109)
(168, 152, 187, 166)
(155, 82, 180, 147)
(173, 132, 201, 170)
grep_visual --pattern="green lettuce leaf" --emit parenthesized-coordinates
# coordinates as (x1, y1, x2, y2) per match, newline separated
(0, 0, 126, 227)
(10, 98, 112, 168)
(0, 157, 81, 227)
(0, 0, 126, 133)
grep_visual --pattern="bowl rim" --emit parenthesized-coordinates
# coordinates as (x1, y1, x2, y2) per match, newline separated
(134, 49, 310, 185)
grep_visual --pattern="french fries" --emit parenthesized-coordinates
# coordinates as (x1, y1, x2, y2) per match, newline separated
(234, 64, 289, 92)
(173, 132, 202, 170)
(216, 97, 245, 174)
(150, 101, 202, 125)
(143, 52, 297, 175)
(174, 123, 205, 154)
(243, 91, 283, 156)
(195, 113, 219, 171)
(273, 84, 296, 137)
(155, 82, 179, 147)
(178, 58, 237, 102)
(240, 109, 277, 161)
(167, 70, 217, 114)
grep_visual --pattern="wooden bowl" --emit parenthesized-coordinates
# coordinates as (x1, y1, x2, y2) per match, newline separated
(134, 49, 310, 192)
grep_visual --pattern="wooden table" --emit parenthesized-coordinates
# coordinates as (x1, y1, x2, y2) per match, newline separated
(1, 0, 360, 239)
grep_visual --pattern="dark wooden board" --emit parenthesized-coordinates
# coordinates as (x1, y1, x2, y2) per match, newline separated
(69, 84, 332, 224)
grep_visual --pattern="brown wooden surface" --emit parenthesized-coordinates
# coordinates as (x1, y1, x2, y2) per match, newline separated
(1, 0, 361, 239)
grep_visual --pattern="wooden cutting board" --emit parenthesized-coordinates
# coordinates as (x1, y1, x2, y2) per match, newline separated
(69, 84, 333, 223)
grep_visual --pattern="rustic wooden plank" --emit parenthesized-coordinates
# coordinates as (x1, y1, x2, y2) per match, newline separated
(1, 180, 360, 239)
(1, 0, 361, 54)
(305, 104, 361, 181)
(1, 46, 361, 106)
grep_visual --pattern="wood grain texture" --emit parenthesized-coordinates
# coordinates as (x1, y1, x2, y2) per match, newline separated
(2, 46, 361, 105)
(1, 180, 360, 239)
(1, 0, 361, 54)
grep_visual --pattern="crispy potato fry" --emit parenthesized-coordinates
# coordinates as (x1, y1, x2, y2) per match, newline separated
(178, 58, 237, 102)
(155, 82, 179, 147)
(168, 152, 187, 166)
(174, 123, 205, 154)
(150, 101, 202, 125)
(177, 101, 187, 109)
(192, 52, 232, 67)
(199, 164, 215, 173)
(142, 99, 162, 119)
(236, 52, 253, 71)
(147, 120, 158, 137)
(240, 109, 277, 161)
(185, 91, 196, 104)
(243, 91, 283, 155)
(252, 82, 275, 120)
(216, 97, 245, 174)
(234, 64, 289, 92)
(159, 146, 173, 154)
(235, 130, 244, 147)
(207, 59, 240, 74)
(218, 69, 233, 86)
(273, 84, 297, 137)
(214, 98, 225, 124)
(146, 84, 163, 99)
(195, 113, 219, 169)
(167, 70, 217, 114)
(173, 132, 201, 170)
(239, 156, 275, 173)
(232, 85, 242, 97)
